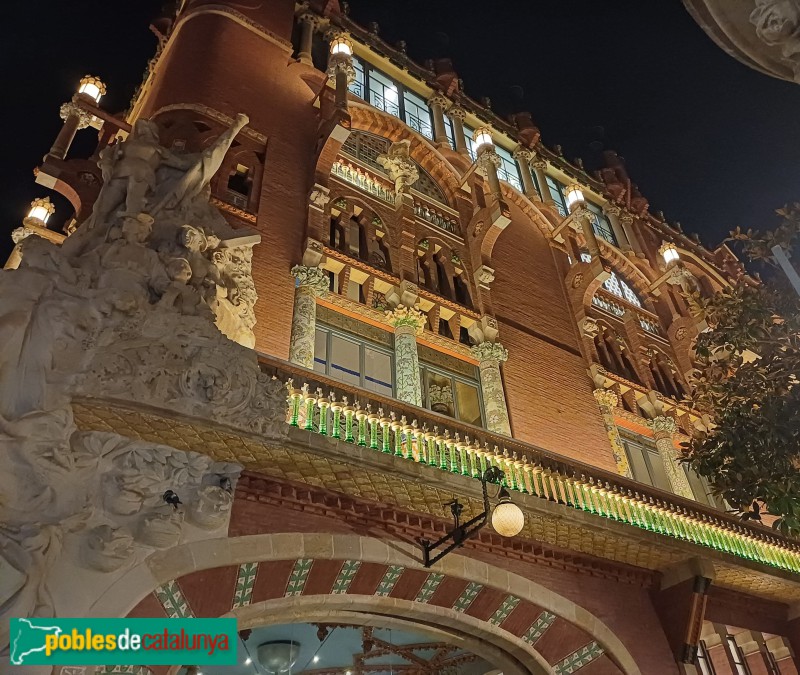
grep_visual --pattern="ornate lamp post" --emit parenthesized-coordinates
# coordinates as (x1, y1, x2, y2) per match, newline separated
(327, 34, 355, 110)
(48, 75, 106, 160)
(473, 127, 503, 199)
(565, 183, 601, 259)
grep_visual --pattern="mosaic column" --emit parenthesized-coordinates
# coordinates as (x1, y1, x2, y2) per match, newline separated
(289, 265, 329, 369)
(650, 415, 694, 499)
(592, 389, 632, 477)
(386, 305, 425, 407)
(471, 342, 512, 436)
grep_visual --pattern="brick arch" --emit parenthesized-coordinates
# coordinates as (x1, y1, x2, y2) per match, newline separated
(347, 103, 462, 207)
(501, 186, 557, 240)
(328, 190, 397, 248)
(95, 533, 639, 675)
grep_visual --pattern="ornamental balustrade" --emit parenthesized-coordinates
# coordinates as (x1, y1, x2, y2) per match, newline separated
(258, 354, 800, 575)
(331, 159, 395, 204)
(592, 290, 663, 337)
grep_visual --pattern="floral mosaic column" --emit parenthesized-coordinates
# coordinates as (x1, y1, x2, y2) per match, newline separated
(470, 342, 512, 436)
(592, 389, 632, 477)
(386, 305, 425, 407)
(289, 265, 329, 369)
(650, 415, 694, 499)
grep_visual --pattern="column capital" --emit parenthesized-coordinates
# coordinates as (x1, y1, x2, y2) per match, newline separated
(447, 105, 466, 121)
(11, 226, 35, 244)
(606, 204, 622, 217)
(593, 388, 619, 408)
(291, 264, 329, 295)
(297, 11, 322, 26)
(385, 304, 425, 334)
(59, 101, 92, 129)
(619, 211, 635, 226)
(327, 56, 356, 83)
(649, 415, 678, 437)
(427, 93, 451, 110)
(471, 341, 508, 364)
(512, 146, 533, 162)
(477, 147, 502, 171)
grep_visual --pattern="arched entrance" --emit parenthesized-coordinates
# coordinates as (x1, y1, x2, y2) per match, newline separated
(90, 534, 640, 675)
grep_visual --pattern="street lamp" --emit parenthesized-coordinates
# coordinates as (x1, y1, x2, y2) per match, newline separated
(419, 466, 524, 567)
(329, 34, 354, 56)
(564, 184, 585, 212)
(77, 75, 107, 104)
(25, 197, 55, 226)
(327, 33, 355, 110)
(659, 241, 680, 265)
(472, 126, 493, 152)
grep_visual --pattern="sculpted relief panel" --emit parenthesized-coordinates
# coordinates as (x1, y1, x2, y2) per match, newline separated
(0, 113, 287, 652)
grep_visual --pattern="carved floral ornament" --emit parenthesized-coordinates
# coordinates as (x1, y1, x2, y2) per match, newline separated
(649, 415, 678, 436)
(292, 263, 329, 295)
(593, 388, 619, 408)
(385, 304, 426, 333)
(470, 341, 509, 364)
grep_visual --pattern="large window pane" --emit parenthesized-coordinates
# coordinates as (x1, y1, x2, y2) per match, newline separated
(645, 447, 673, 493)
(330, 334, 361, 387)
(546, 176, 568, 216)
(349, 58, 365, 98)
(368, 69, 400, 118)
(455, 380, 482, 426)
(364, 347, 393, 397)
(624, 440, 653, 486)
(314, 328, 328, 374)
(587, 202, 617, 246)
(463, 126, 477, 161)
(495, 145, 523, 192)
(403, 89, 433, 139)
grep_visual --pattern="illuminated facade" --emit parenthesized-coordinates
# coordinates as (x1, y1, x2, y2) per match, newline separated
(4, 1, 800, 674)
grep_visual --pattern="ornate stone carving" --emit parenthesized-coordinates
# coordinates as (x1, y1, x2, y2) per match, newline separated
(675, 327, 688, 341)
(292, 264, 329, 295)
(581, 317, 600, 338)
(59, 101, 93, 129)
(649, 415, 678, 437)
(427, 93, 451, 110)
(377, 140, 419, 193)
(592, 388, 619, 408)
(11, 227, 34, 244)
(309, 184, 331, 209)
(750, 0, 800, 80)
(512, 146, 533, 162)
(81, 525, 135, 572)
(532, 158, 548, 172)
(474, 264, 496, 288)
(470, 341, 509, 364)
(385, 304, 426, 333)
(447, 105, 466, 121)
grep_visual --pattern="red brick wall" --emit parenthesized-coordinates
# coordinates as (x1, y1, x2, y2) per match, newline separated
(491, 212, 616, 469)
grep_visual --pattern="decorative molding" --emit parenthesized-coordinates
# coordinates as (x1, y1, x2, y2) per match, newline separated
(151, 103, 267, 144)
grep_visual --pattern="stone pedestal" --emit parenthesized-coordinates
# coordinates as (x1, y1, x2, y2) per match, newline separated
(592, 389, 632, 477)
(386, 305, 425, 407)
(650, 416, 694, 499)
(289, 265, 329, 369)
(471, 342, 512, 436)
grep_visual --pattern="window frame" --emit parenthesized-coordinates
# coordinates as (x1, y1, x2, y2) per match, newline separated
(546, 176, 568, 216)
(697, 641, 716, 675)
(403, 88, 433, 140)
(495, 145, 523, 192)
(314, 324, 395, 397)
(586, 201, 617, 246)
(726, 635, 751, 675)
(419, 361, 486, 427)
(621, 435, 673, 493)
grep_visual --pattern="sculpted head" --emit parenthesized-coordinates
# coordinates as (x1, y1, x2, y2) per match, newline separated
(167, 257, 192, 284)
(180, 224, 208, 252)
(131, 118, 160, 144)
(121, 214, 153, 243)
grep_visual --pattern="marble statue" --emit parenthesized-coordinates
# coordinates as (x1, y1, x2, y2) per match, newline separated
(0, 112, 282, 658)
(751, 0, 800, 80)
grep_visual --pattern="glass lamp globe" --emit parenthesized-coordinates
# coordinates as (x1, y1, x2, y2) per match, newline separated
(330, 35, 354, 56)
(660, 242, 680, 264)
(473, 127, 493, 151)
(27, 197, 55, 225)
(78, 75, 107, 104)
(491, 489, 524, 537)
(565, 184, 585, 211)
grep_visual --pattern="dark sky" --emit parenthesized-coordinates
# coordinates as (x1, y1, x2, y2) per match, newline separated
(4, 0, 800, 258)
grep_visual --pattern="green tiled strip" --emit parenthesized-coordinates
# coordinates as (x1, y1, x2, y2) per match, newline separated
(232, 562, 258, 609)
(375, 565, 404, 597)
(332, 560, 361, 594)
(489, 595, 521, 625)
(522, 611, 556, 645)
(154, 580, 194, 619)
(452, 581, 483, 613)
(289, 390, 800, 574)
(554, 641, 604, 674)
(414, 572, 445, 603)
(285, 558, 314, 597)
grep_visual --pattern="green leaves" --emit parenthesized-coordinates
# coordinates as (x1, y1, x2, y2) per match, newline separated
(687, 207, 800, 535)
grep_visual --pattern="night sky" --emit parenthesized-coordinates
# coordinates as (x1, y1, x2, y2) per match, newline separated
(4, 0, 800, 259)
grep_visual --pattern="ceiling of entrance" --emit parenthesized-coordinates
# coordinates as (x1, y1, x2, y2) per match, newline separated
(183, 622, 493, 675)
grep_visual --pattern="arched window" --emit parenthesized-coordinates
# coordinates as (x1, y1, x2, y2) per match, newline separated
(580, 253, 642, 307)
(594, 328, 641, 384)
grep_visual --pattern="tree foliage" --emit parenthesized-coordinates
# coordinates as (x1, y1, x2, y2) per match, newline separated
(684, 205, 800, 535)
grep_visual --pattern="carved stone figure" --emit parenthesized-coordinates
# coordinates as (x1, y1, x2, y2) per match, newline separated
(377, 140, 419, 193)
(751, 0, 800, 76)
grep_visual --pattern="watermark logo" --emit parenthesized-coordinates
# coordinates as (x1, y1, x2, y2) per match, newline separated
(10, 618, 238, 666)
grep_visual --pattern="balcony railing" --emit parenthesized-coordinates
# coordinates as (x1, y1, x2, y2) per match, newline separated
(413, 201, 459, 236)
(332, 159, 395, 204)
(259, 354, 800, 576)
(592, 290, 664, 337)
